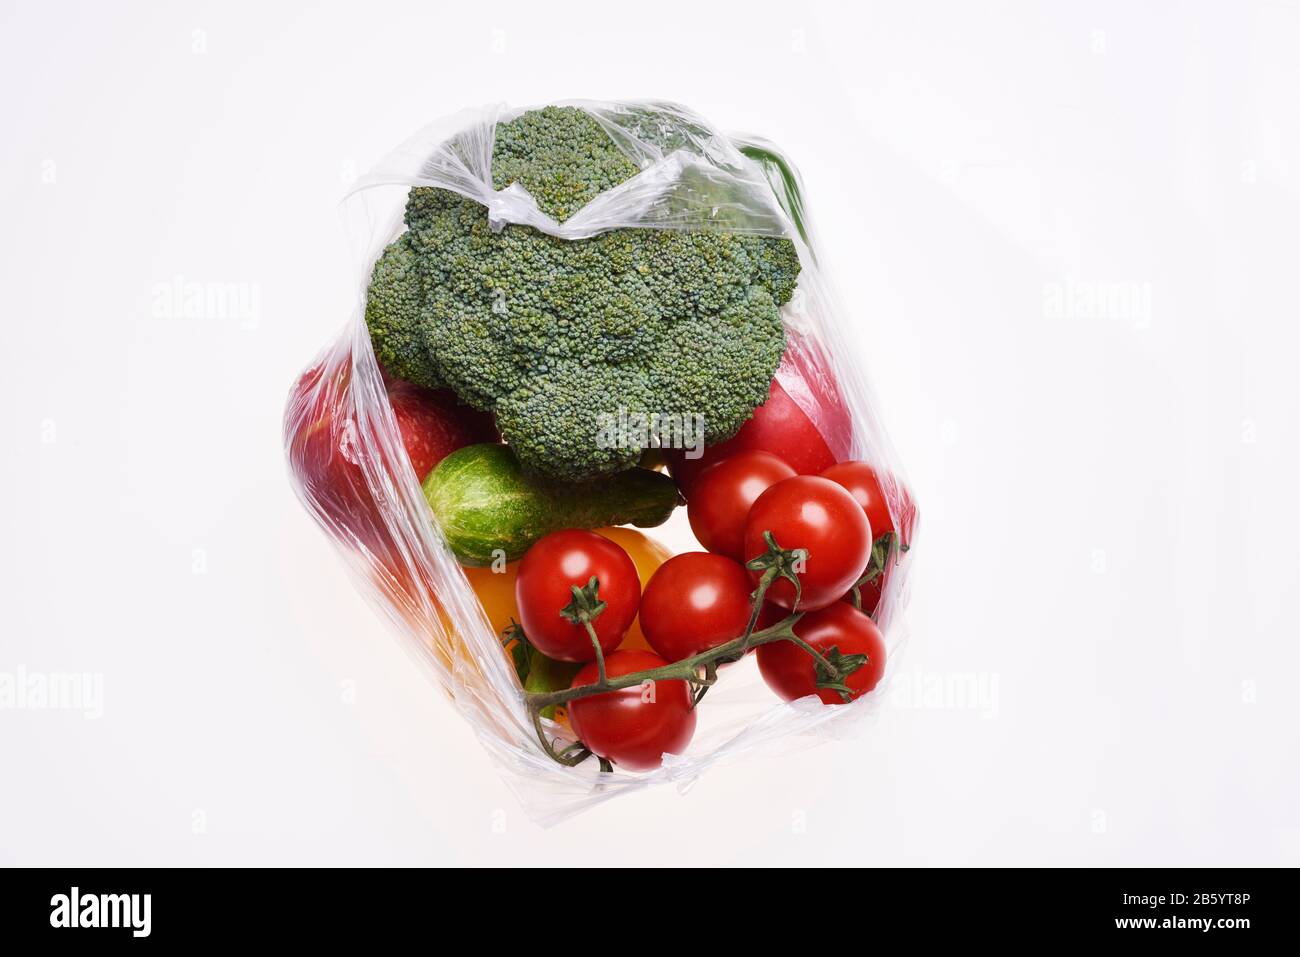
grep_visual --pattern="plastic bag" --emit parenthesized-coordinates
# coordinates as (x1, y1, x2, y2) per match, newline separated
(283, 100, 918, 825)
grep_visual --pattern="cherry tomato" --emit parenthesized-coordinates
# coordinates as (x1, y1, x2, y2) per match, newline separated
(568, 650, 697, 771)
(515, 530, 640, 663)
(640, 552, 770, 661)
(743, 475, 872, 611)
(820, 461, 894, 540)
(821, 462, 917, 615)
(666, 377, 841, 496)
(757, 602, 886, 704)
(687, 451, 795, 560)
(594, 527, 673, 653)
(854, 570, 886, 618)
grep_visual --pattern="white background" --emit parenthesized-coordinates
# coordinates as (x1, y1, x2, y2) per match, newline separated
(2, 0, 1297, 865)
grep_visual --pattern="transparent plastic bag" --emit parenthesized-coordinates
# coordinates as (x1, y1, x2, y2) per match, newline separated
(283, 100, 918, 825)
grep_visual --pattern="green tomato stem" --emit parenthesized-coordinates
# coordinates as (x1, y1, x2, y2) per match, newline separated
(583, 618, 607, 687)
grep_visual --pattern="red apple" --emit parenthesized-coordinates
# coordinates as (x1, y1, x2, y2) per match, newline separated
(386, 381, 498, 482)
(285, 353, 501, 575)
(667, 378, 843, 497)
(284, 354, 388, 556)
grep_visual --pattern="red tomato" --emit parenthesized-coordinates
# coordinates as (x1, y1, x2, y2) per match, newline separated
(856, 573, 886, 618)
(387, 380, 498, 481)
(820, 461, 894, 540)
(743, 476, 872, 611)
(568, 650, 697, 771)
(640, 552, 775, 661)
(687, 451, 795, 559)
(515, 530, 640, 663)
(821, 462, 916, 615)
(667, 378, 839, 496)
(757, 602, 886, 705)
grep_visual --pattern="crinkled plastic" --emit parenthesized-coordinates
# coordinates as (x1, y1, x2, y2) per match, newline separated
(284, 100, 918, 825)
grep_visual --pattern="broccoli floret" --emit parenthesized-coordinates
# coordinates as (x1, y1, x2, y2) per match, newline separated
(366, 105, 801, 481)
(495, 357, 659, 480)
(491, 106, 641, 222)
(364, 234, 442, 388)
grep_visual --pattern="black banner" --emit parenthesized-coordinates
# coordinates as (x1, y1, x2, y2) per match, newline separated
(0, 867, 1284, 943)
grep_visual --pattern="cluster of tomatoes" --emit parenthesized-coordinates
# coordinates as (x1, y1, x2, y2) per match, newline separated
(512, 451, 907, 773)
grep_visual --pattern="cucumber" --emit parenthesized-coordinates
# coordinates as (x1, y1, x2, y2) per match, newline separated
(423, 443, 681, 566)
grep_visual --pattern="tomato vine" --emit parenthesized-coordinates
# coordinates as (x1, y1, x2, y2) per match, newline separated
(513, 532, 870, 771)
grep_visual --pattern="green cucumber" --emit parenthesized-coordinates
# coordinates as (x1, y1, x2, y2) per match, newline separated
(423, 443, 681, 566)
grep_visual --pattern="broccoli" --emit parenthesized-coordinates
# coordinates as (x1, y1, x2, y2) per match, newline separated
(490, 106, 641, 221)
(366, 105, 801, 481)
(365, 233, 443, 388)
